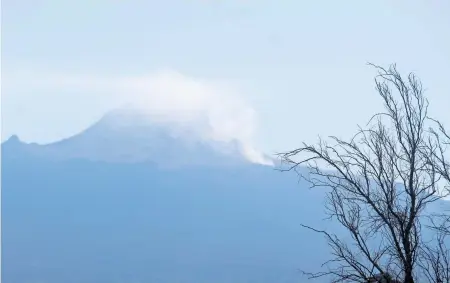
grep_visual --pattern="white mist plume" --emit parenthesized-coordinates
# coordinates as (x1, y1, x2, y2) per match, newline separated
(7, 68, 272, 165)
(114, 69, 272, 165)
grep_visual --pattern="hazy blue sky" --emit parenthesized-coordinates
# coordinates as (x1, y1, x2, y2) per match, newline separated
(2, 0, 449, 154)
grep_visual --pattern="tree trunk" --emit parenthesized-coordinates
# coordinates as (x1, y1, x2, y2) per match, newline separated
(404, 272, 414, 283)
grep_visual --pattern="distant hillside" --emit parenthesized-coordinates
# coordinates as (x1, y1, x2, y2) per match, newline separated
(2, 153, 331, 283)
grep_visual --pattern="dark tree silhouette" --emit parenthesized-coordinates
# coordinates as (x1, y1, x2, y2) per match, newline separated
(279, 64, 450, 283)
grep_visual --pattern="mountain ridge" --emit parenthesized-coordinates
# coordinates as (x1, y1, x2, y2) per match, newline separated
(2, 108, 275, 167)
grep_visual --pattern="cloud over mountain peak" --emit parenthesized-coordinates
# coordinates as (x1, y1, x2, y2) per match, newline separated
(4, 68, 271, 165)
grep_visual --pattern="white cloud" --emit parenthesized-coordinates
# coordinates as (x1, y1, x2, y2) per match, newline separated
(4, 68, 272, 165)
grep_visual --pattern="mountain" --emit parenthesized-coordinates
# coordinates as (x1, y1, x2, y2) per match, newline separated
(2, 110, 449, 283)
(3, 110, 329, 283)
(2, 108, 274, 167)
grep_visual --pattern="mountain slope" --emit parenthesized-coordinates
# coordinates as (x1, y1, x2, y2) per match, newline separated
(2, 155, 330, 283)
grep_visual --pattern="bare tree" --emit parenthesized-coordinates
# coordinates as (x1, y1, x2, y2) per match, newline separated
(279, 64, 450, 283)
